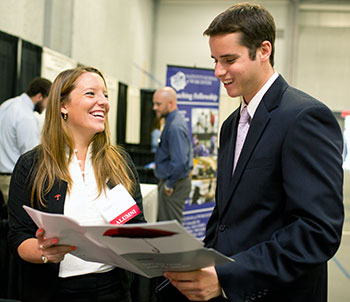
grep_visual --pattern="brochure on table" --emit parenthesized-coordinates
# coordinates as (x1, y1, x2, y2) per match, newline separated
(24, 206, 233, 278)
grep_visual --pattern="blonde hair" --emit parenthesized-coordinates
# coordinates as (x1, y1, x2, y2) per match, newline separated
(31, 66, 135, 207)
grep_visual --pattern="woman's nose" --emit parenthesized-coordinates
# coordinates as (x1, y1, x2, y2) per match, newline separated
(97, 94, 108, 105)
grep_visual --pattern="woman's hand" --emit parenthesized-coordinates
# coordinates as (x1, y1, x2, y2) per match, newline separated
(17, 228, 76, 264)
(36, 228, 76, 264)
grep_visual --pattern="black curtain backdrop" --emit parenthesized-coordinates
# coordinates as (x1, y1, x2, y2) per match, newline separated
(0, 36, 42, 300)
(0, 31, 18, 298)
(0, 31, 18, 105)
(126, 88, 157, 184)
(117, 82, 128, 146)
(17, 40, 42, 95)
(140, 89, 156, 147)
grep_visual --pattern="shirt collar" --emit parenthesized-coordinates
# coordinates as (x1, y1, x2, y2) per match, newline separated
(242, 72, 279, 118)
(22, 93, 35, 111)
(165, 108, 178, 122)
(66, 144, 93, 162)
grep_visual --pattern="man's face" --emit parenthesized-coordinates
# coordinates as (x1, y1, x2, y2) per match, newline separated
(209, 32, 264, 103)
(153, 92, 170, 118)
(34, 96, 48, 114)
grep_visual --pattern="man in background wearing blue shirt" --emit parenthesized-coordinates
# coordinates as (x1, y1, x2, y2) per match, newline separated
(153, 87, 193, 223)
(0, 77, 52, 203)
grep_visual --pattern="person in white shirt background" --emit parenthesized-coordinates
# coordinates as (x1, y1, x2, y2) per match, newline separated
(0, 77, 51, 203)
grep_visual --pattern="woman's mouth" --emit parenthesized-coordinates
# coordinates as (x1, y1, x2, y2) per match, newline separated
(90, 110, 105, 119)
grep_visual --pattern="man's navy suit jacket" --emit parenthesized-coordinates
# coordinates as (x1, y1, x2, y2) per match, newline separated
(203, 75, 344, 301)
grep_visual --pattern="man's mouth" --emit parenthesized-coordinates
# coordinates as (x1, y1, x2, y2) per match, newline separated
(223, 79, 233, 86)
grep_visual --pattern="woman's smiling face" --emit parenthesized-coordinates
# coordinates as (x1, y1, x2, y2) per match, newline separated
(61, 72, 109, 142)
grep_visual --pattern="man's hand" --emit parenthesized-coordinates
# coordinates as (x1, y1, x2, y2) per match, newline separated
(164, 266, 222, 301)
(164, 184, 174, 196)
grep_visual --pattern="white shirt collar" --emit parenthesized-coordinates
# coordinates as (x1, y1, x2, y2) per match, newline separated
(22, 93, 35, 111)
(242, 72, 279, 118)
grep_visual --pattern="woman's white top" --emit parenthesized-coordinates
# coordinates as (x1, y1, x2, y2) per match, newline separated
(59, 148, 114, 278)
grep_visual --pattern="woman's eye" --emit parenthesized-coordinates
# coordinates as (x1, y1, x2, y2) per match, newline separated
(86, 92, 94, 96)
(104, 94, 109, 99)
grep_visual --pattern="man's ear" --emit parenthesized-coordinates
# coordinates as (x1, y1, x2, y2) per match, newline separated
(33, 92, 43, 104)
(259, 40, 272, 63)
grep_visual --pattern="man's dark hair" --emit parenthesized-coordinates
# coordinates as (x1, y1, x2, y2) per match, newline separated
(203, 3, 276, 66)
(26, 77, 52, 98)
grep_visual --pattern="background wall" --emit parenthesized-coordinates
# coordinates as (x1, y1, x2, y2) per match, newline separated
(0, 0, 349, 136)
(296, 4, 350, 111)
(153, 0, 291, 127)
(0, 0, 155, 89)
(0, 0, 46, 47)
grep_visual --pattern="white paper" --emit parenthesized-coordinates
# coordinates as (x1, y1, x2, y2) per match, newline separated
(23, 206, 233, 278)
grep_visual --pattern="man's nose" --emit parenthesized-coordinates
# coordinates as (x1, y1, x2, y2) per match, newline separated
(214, 62, 226, 78)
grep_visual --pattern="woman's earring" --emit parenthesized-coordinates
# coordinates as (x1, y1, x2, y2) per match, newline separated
(63, 113, 68, 121)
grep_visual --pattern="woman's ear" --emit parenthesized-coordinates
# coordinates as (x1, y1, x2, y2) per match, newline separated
(61, 103, 68, 115)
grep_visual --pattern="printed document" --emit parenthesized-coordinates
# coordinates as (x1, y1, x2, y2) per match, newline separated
(24, 205, 233, 278)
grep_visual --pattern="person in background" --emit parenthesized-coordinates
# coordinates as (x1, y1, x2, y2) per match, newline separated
(153, 87, 192, 223)
(151, 116, 162, 154)
(161, 3, 344, 302)
(7, 66, 145, 302)
(34, 107, 47, 131)
(0, 77, 51, 203)
(144, 117, 164, 170)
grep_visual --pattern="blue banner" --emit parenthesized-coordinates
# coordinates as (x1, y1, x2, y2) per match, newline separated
(166, 65, 220, 240)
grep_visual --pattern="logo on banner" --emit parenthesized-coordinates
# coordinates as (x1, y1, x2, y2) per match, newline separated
(170, 71, 187, 91)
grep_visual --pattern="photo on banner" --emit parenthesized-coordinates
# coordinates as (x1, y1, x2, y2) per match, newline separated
(166, 65, 220, 240)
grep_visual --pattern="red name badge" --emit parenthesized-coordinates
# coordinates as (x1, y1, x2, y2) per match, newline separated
(95, 184, 141, 225)
(110, 204, 141, 225)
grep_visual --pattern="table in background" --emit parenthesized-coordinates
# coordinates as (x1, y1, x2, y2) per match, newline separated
(140, 183, 158, 223)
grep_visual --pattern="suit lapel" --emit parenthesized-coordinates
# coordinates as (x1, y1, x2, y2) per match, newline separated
(219, 75, 288, 215)
(231, 106, 270, 185)
(220, 110, 239, 195)
(220, 105, 271, 214)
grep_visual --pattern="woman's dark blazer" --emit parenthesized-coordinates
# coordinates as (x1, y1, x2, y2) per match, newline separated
(7, 147, 146, 302)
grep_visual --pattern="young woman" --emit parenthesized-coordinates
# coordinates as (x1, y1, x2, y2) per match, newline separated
(8, 66, 145, 302)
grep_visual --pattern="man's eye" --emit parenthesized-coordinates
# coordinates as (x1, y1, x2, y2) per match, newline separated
(225, 59, 235, 64)
(86, 92, 94, 96)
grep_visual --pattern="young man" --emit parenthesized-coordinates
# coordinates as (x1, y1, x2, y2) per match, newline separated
(161, 3, 344, 302)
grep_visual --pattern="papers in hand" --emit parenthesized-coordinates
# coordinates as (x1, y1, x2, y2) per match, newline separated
(23, 206, 233, 278)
